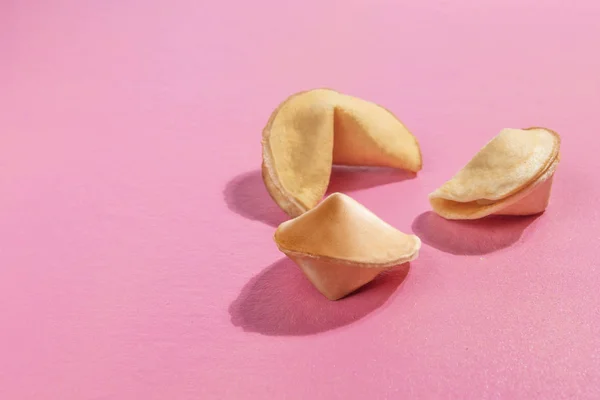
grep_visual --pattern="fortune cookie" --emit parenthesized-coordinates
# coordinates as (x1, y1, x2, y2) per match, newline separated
(262, 89, 422, 217)
(274, 192, 421, 300)
(429, 127, 561, 220)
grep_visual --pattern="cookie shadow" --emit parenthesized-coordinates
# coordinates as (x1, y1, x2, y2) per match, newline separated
(412, 211, 540, 255)
(229, 258, 410, 336)
(326, 166, 416, 194)
(223, 170, 288, 227)
(224, 167, 415, 227)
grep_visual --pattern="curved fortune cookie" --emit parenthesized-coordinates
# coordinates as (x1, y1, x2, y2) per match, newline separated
(274, 193, 421, 300)
(429, 127, 561, 220)
(262, 89, 422, 217)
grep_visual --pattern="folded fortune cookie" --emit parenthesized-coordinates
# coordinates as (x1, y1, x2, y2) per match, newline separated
(429, 127, 561, 220)
(274, 192, 421, 300)
(262, 89, 422, 217)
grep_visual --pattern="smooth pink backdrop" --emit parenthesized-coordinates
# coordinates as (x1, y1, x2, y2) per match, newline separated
(2, 0, 600, 398)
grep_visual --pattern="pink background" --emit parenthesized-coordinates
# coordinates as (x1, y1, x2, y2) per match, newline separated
(2, 0, 600, 398)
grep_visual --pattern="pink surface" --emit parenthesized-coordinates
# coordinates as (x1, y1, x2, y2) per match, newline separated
(2, 0, 600, 398)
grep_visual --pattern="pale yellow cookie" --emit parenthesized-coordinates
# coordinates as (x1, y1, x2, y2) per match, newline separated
(429, 127, 561, 220)
(274, 193, 421, 300)
(262, 89, 422, 217)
